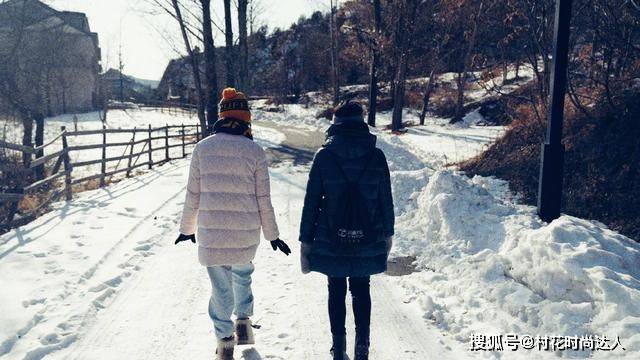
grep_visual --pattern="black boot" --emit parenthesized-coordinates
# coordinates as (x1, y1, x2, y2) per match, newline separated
(330, 333, 347, 360)
(354, 330, 370, 360)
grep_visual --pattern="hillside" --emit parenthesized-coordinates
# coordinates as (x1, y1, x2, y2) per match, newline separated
(461, 87, 640, 240)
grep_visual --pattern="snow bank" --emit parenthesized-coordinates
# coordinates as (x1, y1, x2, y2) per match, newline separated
(252, 102, 331, 131)
(459, 108, 485, 127)
(393, 170, 640, 357)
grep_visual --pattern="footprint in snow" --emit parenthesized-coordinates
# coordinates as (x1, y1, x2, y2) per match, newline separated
(40, 332, 60, 345)
(44, 261, 63, 274)
(89, 284, 108, 293)
(48, 246, 63, 255)
(22, 298, 46, 308)
(134, 244, 152, 252)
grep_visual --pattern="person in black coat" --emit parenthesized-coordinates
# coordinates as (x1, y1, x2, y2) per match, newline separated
(299, 101, 394, 360)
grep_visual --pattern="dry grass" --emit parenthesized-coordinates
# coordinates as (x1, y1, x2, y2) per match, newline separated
(461, 89, 640, 241)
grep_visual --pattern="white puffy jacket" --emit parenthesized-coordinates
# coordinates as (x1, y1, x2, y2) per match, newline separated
(180, 133, 279, 266)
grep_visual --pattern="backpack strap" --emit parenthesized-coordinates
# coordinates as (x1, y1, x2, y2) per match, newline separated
(326, 150, 375, 184)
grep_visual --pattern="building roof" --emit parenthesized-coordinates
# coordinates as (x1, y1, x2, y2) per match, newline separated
(0, 0, 93, 36)
(0, 0, 100, 52)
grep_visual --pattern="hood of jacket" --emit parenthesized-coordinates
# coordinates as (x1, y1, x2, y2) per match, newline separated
(323, 122, 377, 159)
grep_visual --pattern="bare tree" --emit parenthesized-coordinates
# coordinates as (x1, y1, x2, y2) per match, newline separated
(170, 0, 208, 135)
(237, 0, 249, 91)
(118, 42, 125, 101)
(367, 0, 382, 127)
(247, 0, 265, 35)
(419, 2, 455, 125)
(329, 0, 340, 106)
(452, 1, 485, 123)
(0, 2, 75, 178)
(223, 0, 235, 87)
(391, 0, 419, 132)
(201, 0, 219, 128)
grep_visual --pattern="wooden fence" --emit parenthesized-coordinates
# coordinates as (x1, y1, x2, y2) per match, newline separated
(138, 101, 198, 117)
(0, 123, 201, 230)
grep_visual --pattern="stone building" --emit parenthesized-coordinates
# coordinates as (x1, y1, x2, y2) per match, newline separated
(0, 0, 101, 115)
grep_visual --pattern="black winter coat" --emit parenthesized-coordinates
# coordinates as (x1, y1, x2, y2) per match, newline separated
(299, 122, 394, 277)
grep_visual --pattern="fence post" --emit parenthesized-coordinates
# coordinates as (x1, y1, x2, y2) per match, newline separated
(181, 124, 186, 158)
(60, 126, 73, 201)
(147, 124, 153, 169)
(165, 124, 169, 162)
(127, 127, 136, 177)
(100, 123, 107, 187)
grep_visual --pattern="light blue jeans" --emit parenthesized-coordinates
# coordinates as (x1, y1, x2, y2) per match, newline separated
(206, 263, 255, 339)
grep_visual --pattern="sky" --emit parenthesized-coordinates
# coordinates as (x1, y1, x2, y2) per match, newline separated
(47, 0, 325, 80)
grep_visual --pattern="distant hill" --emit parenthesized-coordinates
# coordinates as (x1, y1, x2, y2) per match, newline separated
(130, 76, 160, 89)
(101, 69, 158, 101)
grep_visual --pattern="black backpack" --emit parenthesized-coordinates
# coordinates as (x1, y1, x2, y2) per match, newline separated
(326, 150, 377, 255)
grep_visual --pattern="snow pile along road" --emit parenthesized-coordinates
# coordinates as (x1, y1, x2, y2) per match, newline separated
(393, 170, 640, 357)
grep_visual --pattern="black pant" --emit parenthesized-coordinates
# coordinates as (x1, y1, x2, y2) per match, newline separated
(328, 276, 371, 337)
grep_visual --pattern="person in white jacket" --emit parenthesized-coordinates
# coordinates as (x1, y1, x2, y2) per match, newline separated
(176, 88, 291, 360)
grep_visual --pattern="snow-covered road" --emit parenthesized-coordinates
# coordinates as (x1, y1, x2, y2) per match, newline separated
(0, 113, 476, 359)
(0, 158, 463, 360)
(40, 163, 460, 360)
(4, 106, 636, 359)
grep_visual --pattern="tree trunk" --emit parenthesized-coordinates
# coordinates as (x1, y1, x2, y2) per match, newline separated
(34, 112, 45, 180)
(391, 0, 418, 132)
(171, 0, 207, 136)
(391, 52, 408, 132)
(454, 71, 465, 121)
(367, 0, 381, 127)
(238, 0, 249, 92)
(452, 1, 484, 123)
(19, 116, 32, 169)
(329, 0, 340, 106)
(223, 0, 235, 87)
(501, 47, 508, 83)
(419, 66, 438, 125)
(201, 0, 218, 130)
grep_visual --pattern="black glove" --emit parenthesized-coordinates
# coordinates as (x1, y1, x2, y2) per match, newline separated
(270, 238, 291, 255)
(175, 233, 196, 245)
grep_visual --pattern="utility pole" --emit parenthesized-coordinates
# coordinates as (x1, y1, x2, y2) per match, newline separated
(537, 0, 573, 223)
(118, 42, 125, 102)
